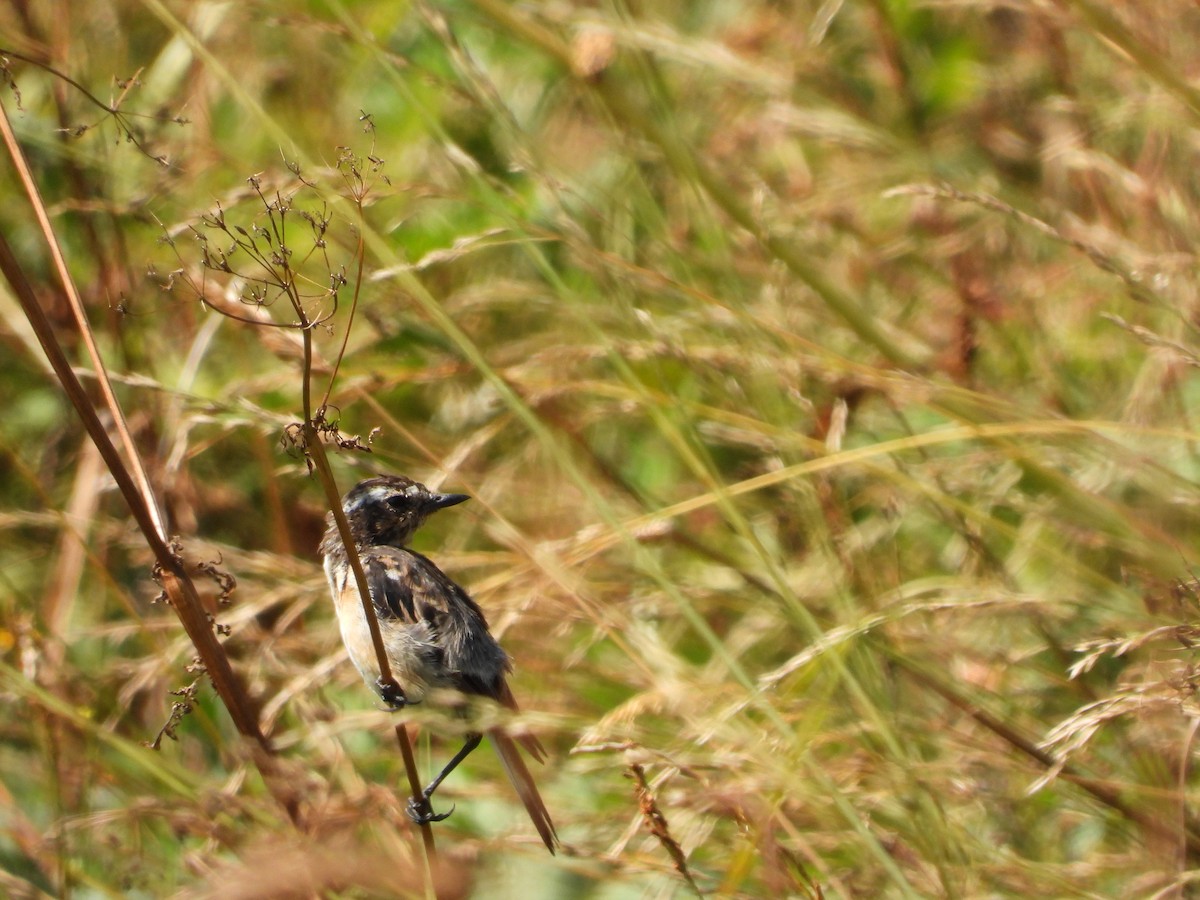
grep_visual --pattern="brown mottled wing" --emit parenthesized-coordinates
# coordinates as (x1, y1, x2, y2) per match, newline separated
(362, 546, 420, 624)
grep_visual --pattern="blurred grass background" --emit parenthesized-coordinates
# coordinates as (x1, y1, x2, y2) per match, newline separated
(3, 0, 1200, 897)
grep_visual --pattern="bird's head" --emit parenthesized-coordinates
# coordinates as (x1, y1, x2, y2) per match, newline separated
(339, 475, 469, 547)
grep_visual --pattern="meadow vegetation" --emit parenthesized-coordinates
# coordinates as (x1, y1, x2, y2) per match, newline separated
(2, 1, 1200, 897)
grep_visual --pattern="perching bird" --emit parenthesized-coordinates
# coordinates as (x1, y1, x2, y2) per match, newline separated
(319, 474, 557, 853)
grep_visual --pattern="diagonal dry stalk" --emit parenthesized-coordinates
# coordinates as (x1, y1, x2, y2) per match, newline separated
(162, 152, 441, 872)
(303, 418, 441, 868)
(0, 90, 439, 872)
(287, 169, 444, 870)
(0, 102, 276, 774)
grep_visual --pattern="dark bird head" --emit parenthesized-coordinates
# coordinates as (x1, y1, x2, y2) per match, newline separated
(335, 475, 469, 548)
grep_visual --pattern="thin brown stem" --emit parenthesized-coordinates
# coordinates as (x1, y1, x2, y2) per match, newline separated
(0, 226, 267, 751)
(396, 723, 439, 878)
(290, 217, 431, 871)
(0, 99, 167, 540)
(320, 216, 365, 411)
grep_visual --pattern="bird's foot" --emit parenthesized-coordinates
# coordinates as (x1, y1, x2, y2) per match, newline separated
(376, 677, 416, 711)
(406, 796, 454, 825)
(376, 698, 420, 712)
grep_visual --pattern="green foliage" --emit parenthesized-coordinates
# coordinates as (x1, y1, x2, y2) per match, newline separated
(3, 0, 1200, 897)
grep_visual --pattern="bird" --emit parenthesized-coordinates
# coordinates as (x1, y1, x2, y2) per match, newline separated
(319, 474, 557, 853)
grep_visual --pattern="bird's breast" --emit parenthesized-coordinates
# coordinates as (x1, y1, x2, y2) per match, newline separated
(325, 554, 449, 702)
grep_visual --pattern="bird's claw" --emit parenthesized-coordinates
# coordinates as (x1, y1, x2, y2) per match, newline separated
(376, 678, 415, 710)
(376, 698, 420, 712)
(406, 796, 454, 825)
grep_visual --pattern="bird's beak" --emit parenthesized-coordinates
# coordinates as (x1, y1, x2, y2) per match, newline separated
(432, 492, 470, 510)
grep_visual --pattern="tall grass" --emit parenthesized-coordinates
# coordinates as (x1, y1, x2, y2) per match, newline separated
(2, 1, 1200, 897)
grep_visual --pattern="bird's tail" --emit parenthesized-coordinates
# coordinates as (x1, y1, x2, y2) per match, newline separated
(488, 727, 558, 854)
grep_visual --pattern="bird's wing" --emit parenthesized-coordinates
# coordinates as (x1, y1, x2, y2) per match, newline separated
(363, 545, 513, 697)
(361, 545, 421, 624)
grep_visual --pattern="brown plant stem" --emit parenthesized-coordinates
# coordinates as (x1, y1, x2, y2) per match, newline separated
(0, 95, 319, 825)
(292, 230, 435, 868)
(397, 723, 440, 874)
(0, 227, 266, 750)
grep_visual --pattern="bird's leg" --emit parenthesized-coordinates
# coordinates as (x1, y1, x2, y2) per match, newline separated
(406, 732, 483, 825)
